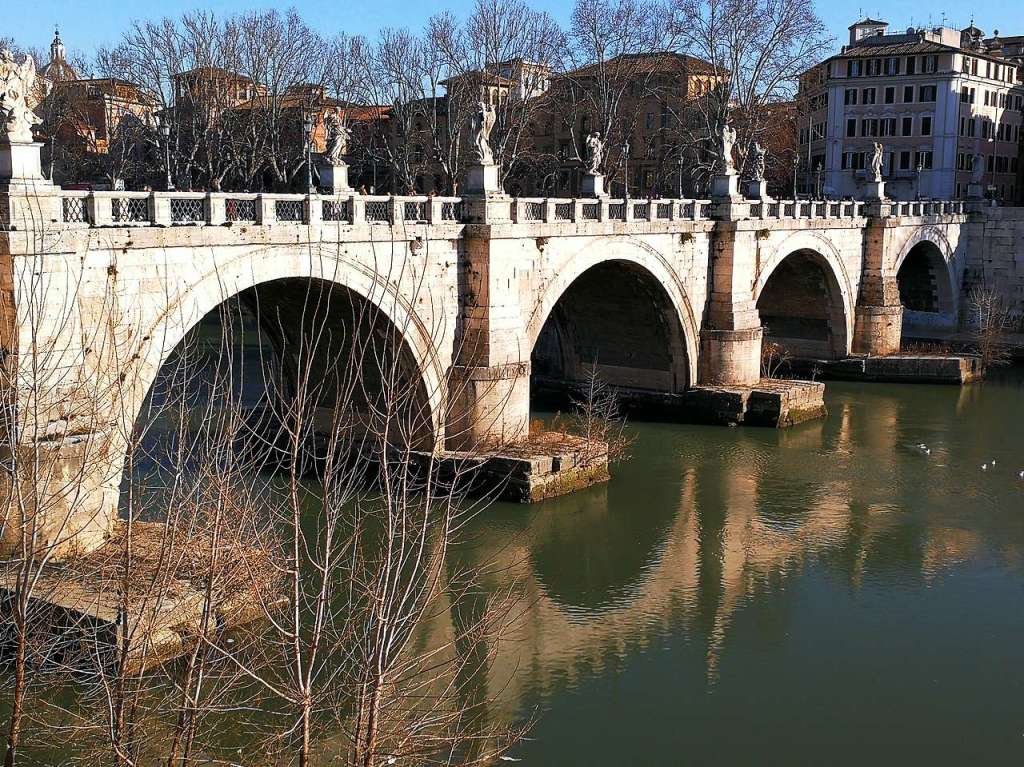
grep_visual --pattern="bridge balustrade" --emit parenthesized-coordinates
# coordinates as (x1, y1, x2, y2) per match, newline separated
(51, 189, 968, 232)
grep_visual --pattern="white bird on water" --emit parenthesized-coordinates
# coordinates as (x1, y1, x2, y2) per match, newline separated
(1018, 470, 1024, 479)
(982, 463, 988, 471)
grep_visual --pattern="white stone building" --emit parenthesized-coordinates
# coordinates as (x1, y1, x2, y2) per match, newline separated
(798, 19, 1024, 202)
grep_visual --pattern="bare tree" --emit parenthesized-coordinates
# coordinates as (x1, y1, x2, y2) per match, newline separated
(670, 0, 830, 181)
(966, 286, 1013, 373)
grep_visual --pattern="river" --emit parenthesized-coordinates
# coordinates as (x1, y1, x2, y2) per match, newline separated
(463, 371, 1024, 765)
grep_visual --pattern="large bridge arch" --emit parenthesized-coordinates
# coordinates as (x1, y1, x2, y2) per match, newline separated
(126, 244, 447, 460)
(892, 229, 958, 333)
(754, 232, 855, 360)
(526, 237, 700, 398)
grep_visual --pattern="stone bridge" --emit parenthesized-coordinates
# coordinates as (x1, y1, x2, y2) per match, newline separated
(4, 149, 1020, 553)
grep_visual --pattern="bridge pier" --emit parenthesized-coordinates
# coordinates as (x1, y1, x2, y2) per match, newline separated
(852, 205, 904, 356)
(699, 218, 763, 385)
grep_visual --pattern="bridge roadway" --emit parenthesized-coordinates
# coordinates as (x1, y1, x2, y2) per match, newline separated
(0, 150, 1004, 555)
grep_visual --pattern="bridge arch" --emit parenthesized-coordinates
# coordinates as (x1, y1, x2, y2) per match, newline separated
(527, 237, 699, 399)
(893, 230, 958, 332)
(126, 244, 446, 466)
(754, 232, 855, 360)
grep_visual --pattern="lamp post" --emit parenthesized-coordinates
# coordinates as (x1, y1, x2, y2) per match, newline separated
(792, 155, 799, 200)
(622, 140, 631, 199)
(303, 112, 315, 194)
(915, 158, 924, 199)
(677, 150, 685, 198)
(159, 120, 174, 192)
(814, 162, 823, 199)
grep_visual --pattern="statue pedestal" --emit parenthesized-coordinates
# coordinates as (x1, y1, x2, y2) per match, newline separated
(967, 182, 984, 200)
(710, 172, 740, 200)
(466, 163, 501, 196)
(319, 162, 351, 194)
(1, 138, 60, 229)
(745, 179, 770, 200)
(863, 180, 886, 200)
(581, 173, 605, 197)
(1, 138, 46, 182)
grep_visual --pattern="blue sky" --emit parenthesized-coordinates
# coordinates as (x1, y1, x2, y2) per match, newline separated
(8, 0, 1023, 61)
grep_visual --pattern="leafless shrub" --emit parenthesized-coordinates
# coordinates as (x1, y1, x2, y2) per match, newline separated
(760, 337, 791, 379)
(966, 286, 1013, 373)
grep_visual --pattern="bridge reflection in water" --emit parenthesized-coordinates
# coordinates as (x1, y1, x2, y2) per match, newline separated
(425, 370, 1024, 765)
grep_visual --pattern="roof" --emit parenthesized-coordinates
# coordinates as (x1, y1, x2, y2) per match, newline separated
(440, 70, 518, 89)
(174, 66, 254, 83)
(840, 40, 949, 58)
(562, 52, 719, 80)
(849, 18, 888, 28)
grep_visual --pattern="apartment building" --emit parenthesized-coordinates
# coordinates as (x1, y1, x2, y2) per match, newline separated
(798, 19, 1024, 202)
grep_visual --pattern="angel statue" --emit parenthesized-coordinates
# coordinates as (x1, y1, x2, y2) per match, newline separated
(0, 49, 42, 142)
(585, 131, 604, 175)
(970, 153, 984, 184)
(324, 109, 351, 165)
(719, 123, 737, 175)
(750, 142, 766, 182)
(870, 141, 884, 183)
(472, 101, 496, 165)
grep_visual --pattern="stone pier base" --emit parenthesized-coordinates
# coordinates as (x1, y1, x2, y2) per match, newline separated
(699, 327, 763, 386)
(412, 432, 609, 503)
(852, 305, 903, 356)
(682, 379, 827, 427)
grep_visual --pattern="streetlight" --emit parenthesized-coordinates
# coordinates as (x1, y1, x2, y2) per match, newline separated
(303, 112, 315, 194)
(159, 120, 174, 191)
(677, 151, 685, 198)
(792, 155, 799, 200)
(622, 140, 631, 199)
(814, 162, 824, 200)
(915, 157, 924, 200)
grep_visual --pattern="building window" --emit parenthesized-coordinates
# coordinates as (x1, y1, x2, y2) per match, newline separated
(900, 150, 911, 170)
(902, 116, 913, 136)
(904, 85, 914, 103)
(915, 150, 933, 170)
(862, 87, 876, 104)
(919, 85, 936, 102)
(884, 86, 895, 104)
(906, 57, 917, 75)
(921, 115, 932, 136)
(923, 55, 938, 73)
(845, 88, 857, 105)
(846, 118, 856, 137)
(885, 57, 899, 75)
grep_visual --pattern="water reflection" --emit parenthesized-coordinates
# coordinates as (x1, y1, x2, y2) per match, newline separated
(449, 371, 1024, 764)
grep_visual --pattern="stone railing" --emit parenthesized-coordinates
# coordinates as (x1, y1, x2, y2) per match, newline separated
(54, 190, 464, 229)
(747, 199, 864, 221)
(53, 189, 971, 230)
(891, 200, 968, 217)
(507, 197, 714, 224)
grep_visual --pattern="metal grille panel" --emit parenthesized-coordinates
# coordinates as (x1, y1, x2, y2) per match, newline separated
(366, 201, 390, 222)
(441, 201, 462, 221)
(171, 198, 204, 223)
(226, 198, 257, 222)
(62, 197, 89, 224)
(322, 199, 350, 222)
(275, 200, 304, 222)
(404, 201, 428, 222)
(112, 197, 149, 223)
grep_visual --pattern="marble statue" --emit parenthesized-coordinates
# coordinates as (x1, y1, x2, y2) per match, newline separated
(324, 110, 351, 165)
(750, 142, 766, 182)
(719, 123, 737, 174)
(870, 142, 884, 183)
(0, 49, 41, 142)
(971, 153, 984, 184)
(472, 101, 496, 165)
(585, 131, 604, 174)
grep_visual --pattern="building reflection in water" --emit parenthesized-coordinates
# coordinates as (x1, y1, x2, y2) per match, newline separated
(429, 374, 1024, 731)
